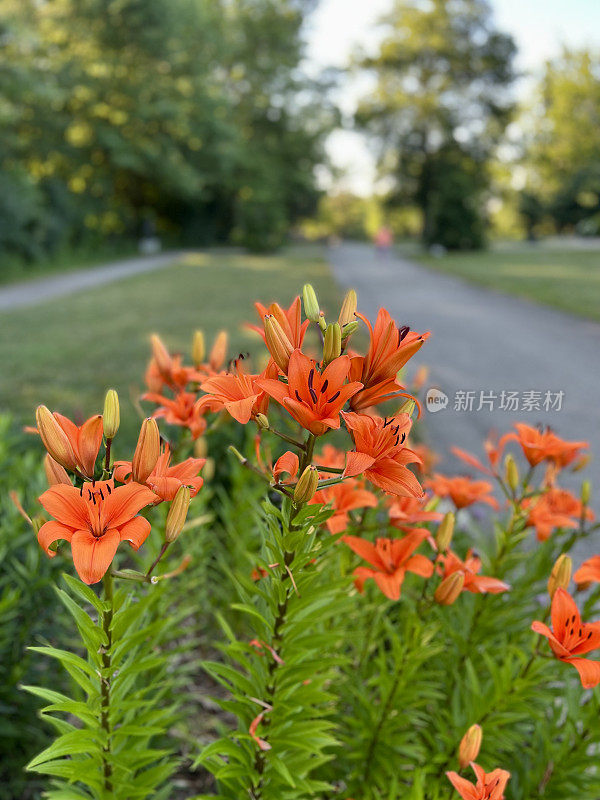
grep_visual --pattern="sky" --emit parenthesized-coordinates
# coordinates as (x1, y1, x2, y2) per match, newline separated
(304, 0, 600, 195)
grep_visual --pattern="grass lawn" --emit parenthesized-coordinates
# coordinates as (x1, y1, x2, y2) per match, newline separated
(0, 245, 342, 439)
(415, 243, 600, 322)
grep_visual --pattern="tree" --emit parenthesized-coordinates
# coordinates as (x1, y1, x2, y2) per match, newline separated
(0, 0, 334, 261)
(522, 49, 600, 235)
(356, 0, 516, 249)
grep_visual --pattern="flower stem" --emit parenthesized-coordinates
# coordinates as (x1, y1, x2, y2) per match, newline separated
(101, 571, 114, 793)
(267, 426, 307, 451)
(146, 542, 170, 579)
(362, 649, 406, 786)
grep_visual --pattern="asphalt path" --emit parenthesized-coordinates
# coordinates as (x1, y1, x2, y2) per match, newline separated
(0, 251, 181, 312)
(328, 242, 600, 527)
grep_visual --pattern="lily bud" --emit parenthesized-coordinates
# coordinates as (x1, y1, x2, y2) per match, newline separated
(293, 466, 319, 504)
(505, 454, 519, 492)
(203, 458, 215, 482)
(165, 485, 191, 543)
(323, 322, 342, 366)
(302, 283, 321, 323)
(436, 512, 455, 553)
(264, 315, 294, 373)
(132, 418, 161, 483)
(210, 330, 228, 370)
(151, 334, 171, 377)
(194, 436, 208, 459)
(397, 397, 416, 417)
(36, 405, 77, 472)
(340, 320, 359, 343)
(192, 330, 205, 367)
(44, 454, 71, 486)
(548, 554, 572, 599)
(103, 389, 120, 439)
(255, 413, 269, 430)
(434, 572, 464, 606)
(338, 289, 357, 328)
(581, 480, 591, 506)
(458, 724, 482, 769)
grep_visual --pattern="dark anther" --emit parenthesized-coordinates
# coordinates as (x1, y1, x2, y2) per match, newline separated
(327, 391, 341, 404)
(99, 488, 104, 501)
(398, 325, 410, 341)
(383, 416, 394, 428)
(309, 388, 318, 404)
(295, 389, 302, 402)
(91, 493, 97, 505)
(588, 631, 593, 639)
(92, 479, 96, 487)
(394, 435, 400, 446)
(107, 485, 112, 494)
(401, 432, 406, 444)
(308, 368, 315, 389)
(320, 379, 329, 394)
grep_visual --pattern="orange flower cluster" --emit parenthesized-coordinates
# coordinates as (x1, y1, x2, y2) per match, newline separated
(32, 398, 203, 584)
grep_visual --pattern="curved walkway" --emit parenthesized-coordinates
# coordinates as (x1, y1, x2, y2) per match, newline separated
(0, 252, 182, 312)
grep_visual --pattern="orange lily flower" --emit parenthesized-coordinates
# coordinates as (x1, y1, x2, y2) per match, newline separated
(575, 556, 600, 588)
(273, 450, 299, 483)
(37, 480, 158, 584)
(507, 423, 588, 469)
(446, 762, 510, 800)
(196, 359, 277, 424)
(531, 587, 600, 688)
(524, 487, 594, 542)
(249, 295, 309, 351)
(411, 441, 439, 477)
(114, 445, 205, 502)
(451, 431, 511, 477)
(348, 309, 429, 411)
(310, 480, 378, 535)
(437, 550, 509, 595)
(257, 350, 363, 436)
(144, 390, 207, 439)
(145, 334, 200, 392)
(342, 411, 423, 498)
(36, 409, 103, 478)
(316, 443, 346, 470)
(387, 494, 443, 531)
(426, 475, 499, 510)
(344, 530, 433, 600)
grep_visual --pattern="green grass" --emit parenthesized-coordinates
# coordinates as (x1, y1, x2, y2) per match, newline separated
(415, 243, 600, 321)
(0, 245, 341, 440)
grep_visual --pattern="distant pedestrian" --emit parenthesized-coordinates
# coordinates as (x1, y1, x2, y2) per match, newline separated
(375, 225, 393, 256)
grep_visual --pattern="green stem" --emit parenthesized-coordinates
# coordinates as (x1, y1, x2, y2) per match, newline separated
(146, 542, 170, 579)
(267, 426, 307, 451)
(299, 433, 316, 473)
(250, 530, 295, 799)
(101, 571, 114, 794)
(362, 649, 406, 786)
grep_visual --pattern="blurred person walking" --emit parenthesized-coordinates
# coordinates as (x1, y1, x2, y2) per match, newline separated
(375, 225, 393, 256)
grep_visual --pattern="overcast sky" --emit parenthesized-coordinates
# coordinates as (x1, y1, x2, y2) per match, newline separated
(304, 0, 600, 194)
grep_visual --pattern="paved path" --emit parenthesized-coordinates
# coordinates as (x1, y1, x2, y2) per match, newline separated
(328, 242, 600, 520)
(0, 251, 182, 312)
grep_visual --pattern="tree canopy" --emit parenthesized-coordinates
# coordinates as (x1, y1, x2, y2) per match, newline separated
(0, 0, 335, 259)
(356, 0, 517, 249)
